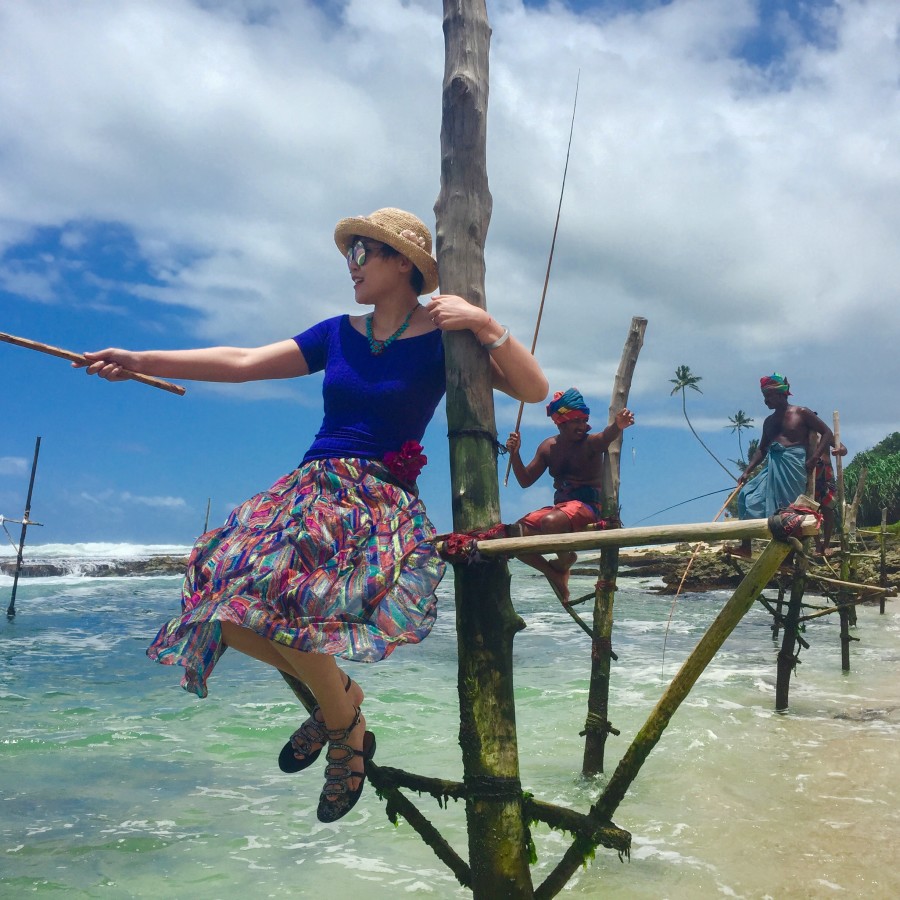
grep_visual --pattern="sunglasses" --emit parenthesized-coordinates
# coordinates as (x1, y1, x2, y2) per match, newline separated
(346, 239, 382, 268)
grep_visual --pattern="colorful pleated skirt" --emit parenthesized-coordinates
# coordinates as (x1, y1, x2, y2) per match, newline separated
(147, 457, 446, 697)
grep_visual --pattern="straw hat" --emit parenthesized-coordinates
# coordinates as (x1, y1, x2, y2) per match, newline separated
(333, 208, 439, 295)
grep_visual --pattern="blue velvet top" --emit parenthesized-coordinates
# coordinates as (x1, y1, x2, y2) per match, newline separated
(294, 315, 446, 464)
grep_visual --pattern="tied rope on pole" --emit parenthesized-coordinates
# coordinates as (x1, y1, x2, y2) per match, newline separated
(504, 72, 580, 486)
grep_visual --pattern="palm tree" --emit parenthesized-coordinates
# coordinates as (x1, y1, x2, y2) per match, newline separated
(669, 365, 734, 480)
(726, 409, 755, 473)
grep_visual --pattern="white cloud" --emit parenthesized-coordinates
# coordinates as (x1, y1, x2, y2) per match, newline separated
(78, 489, 186, 510)
(0, 0, 897, 438)
(120, 492, 188, 510)
(0, 456, 28, 475)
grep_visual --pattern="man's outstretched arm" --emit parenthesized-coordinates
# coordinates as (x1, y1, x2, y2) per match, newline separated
(589, 407, 635, 451)
(506, 433, 551, 488)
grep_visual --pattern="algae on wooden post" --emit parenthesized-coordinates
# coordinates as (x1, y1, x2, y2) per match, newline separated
(582, 548, 618, 777)
(775, 539, 808, 711)
(438, 1, 533, 895)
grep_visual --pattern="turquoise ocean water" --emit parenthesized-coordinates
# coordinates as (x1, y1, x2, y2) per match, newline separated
(2, 546, 899, 898)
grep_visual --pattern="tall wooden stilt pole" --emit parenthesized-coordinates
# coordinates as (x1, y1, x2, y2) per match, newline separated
(833, 411, 855, 663)
(583, 549, 618, 775)
(773, 433, 822, 708)
(582, 317, 646, 776)
(879, 508, 888, 613)
(438, 2, 533, 895)
(775, 546, 807, 711)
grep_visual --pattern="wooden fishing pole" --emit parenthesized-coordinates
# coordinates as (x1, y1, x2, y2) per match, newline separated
(633, 486, 735, 524)
(660, 480, 741, 676)
(504, 72, 579, 486)
(0, 332, 186, 396)
(669, 482, 741, 597)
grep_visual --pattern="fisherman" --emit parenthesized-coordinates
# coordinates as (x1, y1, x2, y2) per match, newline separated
(734, 373, 838, 557)
(505, 387, 635, 602)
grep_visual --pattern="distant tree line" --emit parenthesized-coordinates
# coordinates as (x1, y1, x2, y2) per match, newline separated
(844, 432, 900, 526)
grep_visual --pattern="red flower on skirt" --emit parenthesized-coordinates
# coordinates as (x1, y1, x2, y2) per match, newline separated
(384, 441, 427, 484)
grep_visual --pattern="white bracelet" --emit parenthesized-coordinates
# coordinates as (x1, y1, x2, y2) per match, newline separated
(482, 327, 510, 350)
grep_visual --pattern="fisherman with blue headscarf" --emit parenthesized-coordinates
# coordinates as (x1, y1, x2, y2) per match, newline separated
(734, 373, 838, 556)
(505, 388, 635, 602)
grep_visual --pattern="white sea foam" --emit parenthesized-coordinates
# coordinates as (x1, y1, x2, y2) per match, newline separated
(0, 541, 192, 561)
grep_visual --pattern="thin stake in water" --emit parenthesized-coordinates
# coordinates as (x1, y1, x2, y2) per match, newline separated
(6, 437, 43, 619)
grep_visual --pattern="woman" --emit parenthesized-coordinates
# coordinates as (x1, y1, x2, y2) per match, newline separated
(80, 207, 548, 823)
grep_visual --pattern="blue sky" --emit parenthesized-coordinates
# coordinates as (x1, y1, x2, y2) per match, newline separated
(2, 0, 898, 546)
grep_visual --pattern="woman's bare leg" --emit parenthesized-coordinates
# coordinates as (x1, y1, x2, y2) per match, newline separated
(220, 622, 366, 799)
(271, 643, 367, 803)
(220, 622, 363, 701)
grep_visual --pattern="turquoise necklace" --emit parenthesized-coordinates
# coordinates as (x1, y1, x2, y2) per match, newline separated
(366, 306, 418, 356)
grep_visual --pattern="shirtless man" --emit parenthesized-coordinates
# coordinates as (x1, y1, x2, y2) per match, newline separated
(506, 387, 635, 602)
(735, 373, 836, 556)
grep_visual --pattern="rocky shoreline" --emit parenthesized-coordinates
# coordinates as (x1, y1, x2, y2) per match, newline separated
(0, 555, 190, 579)
(3, 543, 898, 596)
(581, 541, 900, 595)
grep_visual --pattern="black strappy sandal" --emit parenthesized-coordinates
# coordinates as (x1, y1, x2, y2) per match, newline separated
(278, 672, 353, 774)
(316, 707, 376, 823)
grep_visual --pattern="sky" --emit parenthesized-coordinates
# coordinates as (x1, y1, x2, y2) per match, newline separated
(1, 0, 898, 547)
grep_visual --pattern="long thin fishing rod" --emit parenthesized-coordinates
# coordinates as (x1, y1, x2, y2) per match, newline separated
(633, 486, 735, 525)
(504, 71, 580, 486)
(0, 332, 186, 396)
(660, 482, 743, 677)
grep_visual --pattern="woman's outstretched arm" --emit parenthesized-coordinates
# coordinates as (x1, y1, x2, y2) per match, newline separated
(76, 339, 308, 384)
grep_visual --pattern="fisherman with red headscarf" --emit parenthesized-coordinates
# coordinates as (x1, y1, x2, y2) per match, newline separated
(506, 388, 635, 602)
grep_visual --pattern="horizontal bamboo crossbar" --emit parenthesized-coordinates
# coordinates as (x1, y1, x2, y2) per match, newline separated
(798, 593, 893, 622)
(523, 798, 631, 854)
(807, 573, 894, 594)
(455, 517, 818, 558)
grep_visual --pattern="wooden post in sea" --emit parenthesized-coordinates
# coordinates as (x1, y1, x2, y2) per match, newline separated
(582, 316, 646, 776)
(438, 1, 533, 894)
(774, 437, 819, 712)
(6, 437, 42, 619)
(775, 543, 807, 711)
(880, 508, 888, 612)
(833, 412, 855, 665)
(772, 426, 837, 708)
